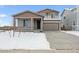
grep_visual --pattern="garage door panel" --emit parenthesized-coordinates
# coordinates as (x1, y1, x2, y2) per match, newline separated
(43, 23, 59, 31)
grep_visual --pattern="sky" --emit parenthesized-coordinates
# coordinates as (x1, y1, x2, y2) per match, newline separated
(0, 5, 76, 26)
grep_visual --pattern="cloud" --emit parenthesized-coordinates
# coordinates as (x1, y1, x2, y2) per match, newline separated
(0, 19, 1, 21)
(0, 14, 7, 26)
(0, 14, 7, 18)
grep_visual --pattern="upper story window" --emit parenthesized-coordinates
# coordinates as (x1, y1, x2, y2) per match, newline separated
(51, 13, 58, 18)
(55, 13, 58, 16)
(45, 13, 49, 17)
(51, 14, 53, 18)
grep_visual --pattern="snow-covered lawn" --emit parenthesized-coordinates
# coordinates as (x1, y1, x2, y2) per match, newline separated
(62, 31, 79, 36)
(0, 31, 50, 50)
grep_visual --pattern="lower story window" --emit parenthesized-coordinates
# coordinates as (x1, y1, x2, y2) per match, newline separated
(23, 19, 30, 28)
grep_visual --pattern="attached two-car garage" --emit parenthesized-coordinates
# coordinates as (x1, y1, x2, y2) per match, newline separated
(43, 23, 59, 31)
(43, 20, 60, 31)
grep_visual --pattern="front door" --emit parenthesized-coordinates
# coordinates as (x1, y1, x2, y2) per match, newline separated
(37, 20, 41, 29)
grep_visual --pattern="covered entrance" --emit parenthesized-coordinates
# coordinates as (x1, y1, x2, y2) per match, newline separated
(34, 18, 41, 30)
(13, 11, 43, 31)
(37, 20, 41, 29)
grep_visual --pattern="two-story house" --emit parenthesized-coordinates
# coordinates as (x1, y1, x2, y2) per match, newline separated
(12, 9, 61, 31)
(61, 8, 79, 31)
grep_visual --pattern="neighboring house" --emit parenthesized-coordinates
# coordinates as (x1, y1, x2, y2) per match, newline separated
(61, 8, 79, 31)
(12, 9, 61, 31)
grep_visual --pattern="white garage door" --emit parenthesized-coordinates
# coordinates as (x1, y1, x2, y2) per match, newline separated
(43, 23, 59, 31)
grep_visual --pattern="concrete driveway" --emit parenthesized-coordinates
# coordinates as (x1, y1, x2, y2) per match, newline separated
(45, 31, 79, 51)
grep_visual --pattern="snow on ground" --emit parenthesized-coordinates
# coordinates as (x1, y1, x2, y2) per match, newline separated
(0, 31, 50, 49)
(62, 31, 79, 36)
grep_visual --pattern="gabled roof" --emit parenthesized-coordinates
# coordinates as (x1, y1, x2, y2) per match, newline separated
(12, 10, 44, 17)
(61, 8, 75, 16)
(37, 9, 59, 13)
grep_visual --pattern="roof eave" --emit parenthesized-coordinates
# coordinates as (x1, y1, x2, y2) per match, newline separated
(37, 9, 60, 13)
(12, 11, 44, 17)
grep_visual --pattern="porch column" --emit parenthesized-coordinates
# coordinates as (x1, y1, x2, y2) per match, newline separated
(59, 23, 61, 31)
(40, 17, 43, 31)
(30, 18, 34, 31)
(13, 18, 16, 27)
(13, 18, 16, 37)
